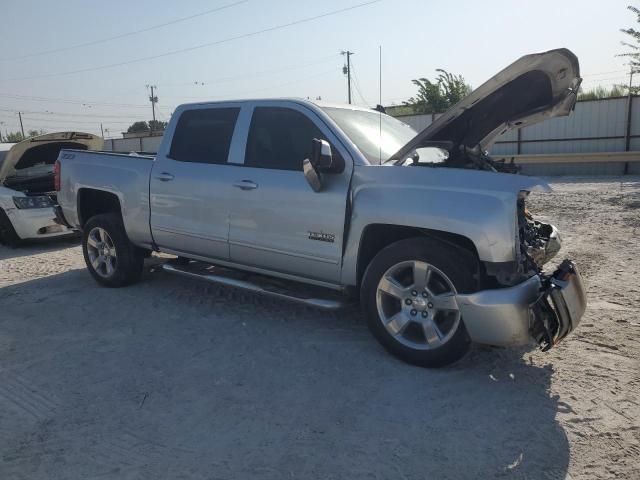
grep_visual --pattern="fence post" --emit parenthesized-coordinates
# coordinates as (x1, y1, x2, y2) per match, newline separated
(624, 95, 633, 174)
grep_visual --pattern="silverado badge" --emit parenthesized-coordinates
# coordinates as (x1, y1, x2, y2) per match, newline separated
(308, 231, 335, 243)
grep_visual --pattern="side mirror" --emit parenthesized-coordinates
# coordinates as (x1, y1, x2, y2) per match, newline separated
(303, 138, 344, 192)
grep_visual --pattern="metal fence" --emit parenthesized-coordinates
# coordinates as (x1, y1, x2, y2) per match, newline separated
(395, 95, 640, 157)
(103, 135, 163, 154)
(102, 96, 640, 176)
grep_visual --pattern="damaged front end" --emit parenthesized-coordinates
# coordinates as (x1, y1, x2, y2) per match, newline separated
(457, 191, 587, 350)
(516, 192, 586, 349)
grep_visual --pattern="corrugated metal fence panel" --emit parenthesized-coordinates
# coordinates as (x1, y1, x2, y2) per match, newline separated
(521, 138, 625, 154)
(142, 136, 163, 153)
(629, 96, 640, 136)
(522, 97, 627, 141)
(398, 114, 434, 132)
(490, 142, 518, 156)
(103, 139, 114, 152)
(396, 97, 636, 156)
(113, 138, 143, 152)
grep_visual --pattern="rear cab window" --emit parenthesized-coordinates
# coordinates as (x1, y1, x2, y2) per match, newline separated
(169, 107, 240, 164)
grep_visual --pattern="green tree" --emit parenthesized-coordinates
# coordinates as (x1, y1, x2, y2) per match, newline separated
(127, 121, 150, 133)
(126, 120, 167, 134)
(578, 85, 626, 100)
(27, 129, 46, 138)
(5, 131, 25, 142)
(403, 69, 472, 114)
(619, 5, 640, 94)
(149, 120, 167, 131)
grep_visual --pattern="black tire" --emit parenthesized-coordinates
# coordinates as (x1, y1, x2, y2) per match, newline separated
(0, 208, 21, 247)
(361, 237, 476, 368)
(82, 213, 144, 287)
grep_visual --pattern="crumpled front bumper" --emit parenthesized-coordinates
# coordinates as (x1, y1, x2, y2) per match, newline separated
(456, 259, 587, 349)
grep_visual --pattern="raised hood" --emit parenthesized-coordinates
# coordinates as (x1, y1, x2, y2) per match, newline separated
(0, 131, 103, 183)
(390, 48, 581, 162)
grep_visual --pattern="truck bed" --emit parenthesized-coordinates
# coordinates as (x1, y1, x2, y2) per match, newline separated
(56, 149, 156, 247)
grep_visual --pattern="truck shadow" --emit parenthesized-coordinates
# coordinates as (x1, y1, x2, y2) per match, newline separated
(0, 235, 80, 260)
(0, 264, 570, 480)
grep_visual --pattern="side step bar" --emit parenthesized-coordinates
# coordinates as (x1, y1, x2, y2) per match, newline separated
(162, 261, 352, 310)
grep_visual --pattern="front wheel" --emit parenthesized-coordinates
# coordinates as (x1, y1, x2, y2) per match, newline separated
(361, 237, 476, 368)
(82, 213, 144, 287)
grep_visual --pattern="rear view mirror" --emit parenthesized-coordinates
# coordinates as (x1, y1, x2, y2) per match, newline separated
(303, 138, 344, 192)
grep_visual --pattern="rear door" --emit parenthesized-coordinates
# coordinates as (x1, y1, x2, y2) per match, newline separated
(227, 103, 352, 284)
(150, 104, 248, 260)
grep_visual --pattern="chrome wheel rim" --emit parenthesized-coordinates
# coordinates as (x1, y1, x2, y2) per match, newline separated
(376, 260, 461, 350)
(86, 227, 118, 278)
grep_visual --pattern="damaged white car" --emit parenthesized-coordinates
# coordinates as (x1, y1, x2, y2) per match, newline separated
(0, 132, 102, 246)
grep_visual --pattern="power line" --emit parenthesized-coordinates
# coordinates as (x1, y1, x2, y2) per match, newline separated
(0, 92, 149, 108)
(1, 1, 382, 82)
(582, 69, 628, 77)
(159, 69, 336, 101)
(16, 116, 135, 126)
(0, 0, 250, 62)
(158, 54, 341, 88)
(0, 108, 148, 119)
(0, 55, 341, 110)
(349, 60, 370, 106)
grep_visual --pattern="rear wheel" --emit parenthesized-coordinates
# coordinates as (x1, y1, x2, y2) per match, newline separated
(361, 237, 476, 368)
(82, 213, 144, 287)
(0, 208, 21, 247)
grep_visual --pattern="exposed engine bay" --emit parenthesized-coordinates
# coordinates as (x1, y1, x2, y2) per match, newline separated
(1, 141, 89, 195)
(405, 142, 520, 173)
(517, 194, 562, 274)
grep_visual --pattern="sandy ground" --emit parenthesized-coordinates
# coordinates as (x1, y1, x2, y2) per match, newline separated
(0, 176, 639, 480)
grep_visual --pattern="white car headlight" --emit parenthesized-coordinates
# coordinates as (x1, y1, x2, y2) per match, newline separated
(13, 195, 54, 209)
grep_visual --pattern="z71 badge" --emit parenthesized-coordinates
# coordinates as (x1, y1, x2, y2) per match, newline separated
(308, 231, 335, 243)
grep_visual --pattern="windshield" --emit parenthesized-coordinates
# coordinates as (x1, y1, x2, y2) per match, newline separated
(321, 107, 417, 164)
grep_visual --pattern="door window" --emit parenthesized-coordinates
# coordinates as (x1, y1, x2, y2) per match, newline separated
(169, 107, 240, 164)
(244, 107, 325, 171)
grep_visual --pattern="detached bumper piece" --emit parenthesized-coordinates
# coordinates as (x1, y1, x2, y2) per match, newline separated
(456, 259, 586, 349)
(531, 260, 587, 351)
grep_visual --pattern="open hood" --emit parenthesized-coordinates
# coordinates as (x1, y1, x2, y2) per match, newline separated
(0, 132, 103, 183)
(389, 48, 581, 163)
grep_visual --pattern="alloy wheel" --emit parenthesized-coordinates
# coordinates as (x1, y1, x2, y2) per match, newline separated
(375, 260, 461, 350)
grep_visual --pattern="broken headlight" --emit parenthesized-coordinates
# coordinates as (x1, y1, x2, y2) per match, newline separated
(13, 195, 54, 209)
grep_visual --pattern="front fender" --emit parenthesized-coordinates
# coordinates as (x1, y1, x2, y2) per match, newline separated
(340, 165, 549, 286)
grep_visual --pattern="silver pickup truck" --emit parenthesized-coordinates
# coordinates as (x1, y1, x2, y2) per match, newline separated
(56, 49, 586, 367)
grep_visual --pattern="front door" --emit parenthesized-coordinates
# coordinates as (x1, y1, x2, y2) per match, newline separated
(228, 104, 352, 284)
(150, 104, 246, 260)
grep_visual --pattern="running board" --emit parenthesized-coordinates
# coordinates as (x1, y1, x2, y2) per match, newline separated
(162, 261, 351, 310)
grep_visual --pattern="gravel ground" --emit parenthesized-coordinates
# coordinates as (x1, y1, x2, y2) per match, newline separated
(0, 176, 639, 480)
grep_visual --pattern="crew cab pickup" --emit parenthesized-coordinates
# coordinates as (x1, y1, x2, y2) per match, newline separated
(56, 49, 587, 367)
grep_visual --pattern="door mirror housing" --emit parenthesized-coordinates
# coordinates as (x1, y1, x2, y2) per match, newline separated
(303, 138, 344, 192)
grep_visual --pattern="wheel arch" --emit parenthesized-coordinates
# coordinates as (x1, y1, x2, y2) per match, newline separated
(355, 223, 481, 289)
(77, 188, 122, 229)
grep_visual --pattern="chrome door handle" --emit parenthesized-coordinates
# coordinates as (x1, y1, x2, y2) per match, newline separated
(155, 172, 174, 182)
(233, 180, 258, 190)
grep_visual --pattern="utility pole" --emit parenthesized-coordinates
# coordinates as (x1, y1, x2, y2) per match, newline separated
(100, 123, 104, 138)
(341, 51, 354, 104)
(18, 112, 25, 138)
(624, 65, 636, 175)
(147, 85, 158, 134)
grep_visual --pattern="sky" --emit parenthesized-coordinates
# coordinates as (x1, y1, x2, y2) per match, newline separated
(0, 0, 636, 138)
